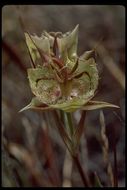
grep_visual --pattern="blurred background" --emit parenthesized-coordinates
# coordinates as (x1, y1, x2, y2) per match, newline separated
(2, 5, 125, 187)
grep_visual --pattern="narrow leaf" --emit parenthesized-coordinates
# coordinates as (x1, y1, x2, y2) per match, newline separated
(52, 111, 73, 155)
(73, 111, 86, 150)
(69, 57, 78, 75)
(81, 101, 120, 110)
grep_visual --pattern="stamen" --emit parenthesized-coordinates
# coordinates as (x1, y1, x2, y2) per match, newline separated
(49, 32, 62, 37)
(69, 58, 79, 75)
(59, 65, 68, 72)
(52, 57, 64, 69)
(54, 70, 64, 83)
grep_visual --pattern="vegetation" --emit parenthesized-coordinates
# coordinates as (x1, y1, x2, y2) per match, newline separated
(2, 5, 125, 187)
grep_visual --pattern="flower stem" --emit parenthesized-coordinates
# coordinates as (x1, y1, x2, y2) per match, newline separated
(65, 112, 74, 137)
(64, 111, 91, 187)
(73, 154, 91, 187)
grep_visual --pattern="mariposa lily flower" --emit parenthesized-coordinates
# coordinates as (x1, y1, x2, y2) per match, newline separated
(20, 25, 119, 112)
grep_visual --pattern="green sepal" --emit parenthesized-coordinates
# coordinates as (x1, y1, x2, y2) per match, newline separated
(50, 95, 94, 112)
(19, 97, 51, 112)
(81, 100, 120, 110)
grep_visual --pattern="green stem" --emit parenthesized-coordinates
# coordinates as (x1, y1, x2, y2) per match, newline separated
(63, 111, 91, 187)
(60, 110, 65, 124)
(66, 112, 74, 137)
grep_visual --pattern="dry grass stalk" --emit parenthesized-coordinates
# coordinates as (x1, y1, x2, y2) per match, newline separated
(100, 110, 114, 187)
(97, 45, 125, 90)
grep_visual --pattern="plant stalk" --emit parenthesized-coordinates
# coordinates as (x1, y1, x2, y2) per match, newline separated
(65, 112, 74, 137)
(64, 112, 90, 187)
(73, 154, 91, 187)
(113, 144, 118, 187)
